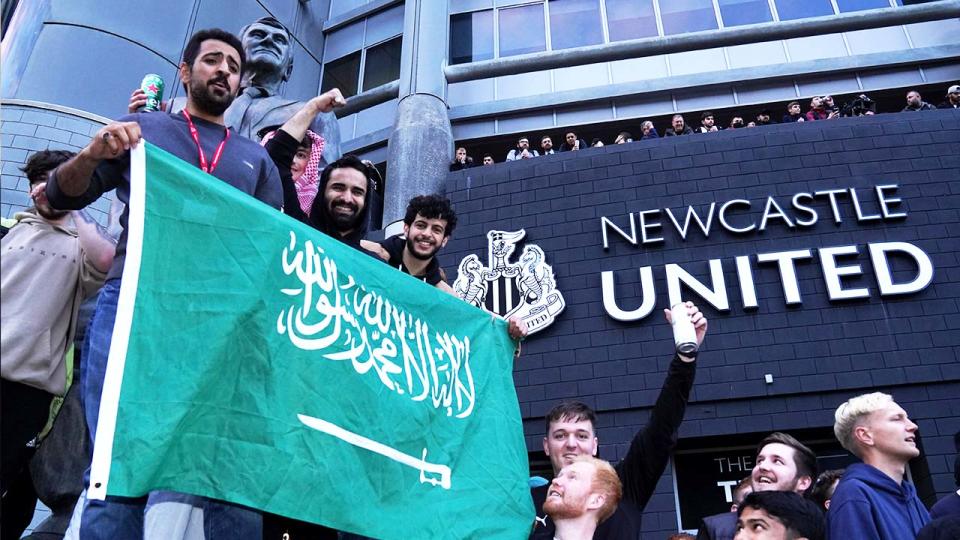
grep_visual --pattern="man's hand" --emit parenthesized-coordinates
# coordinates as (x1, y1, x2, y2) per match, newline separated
(128, 89, 148, 114)
(309, 88, 347, 115)
(507, 316, 527, 340)
(663, 302, 708, 362)
(127, 88, 167, 114)
(85, 122, 142, 161)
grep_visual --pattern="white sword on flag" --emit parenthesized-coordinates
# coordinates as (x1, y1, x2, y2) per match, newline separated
(297, 413, 452, 489)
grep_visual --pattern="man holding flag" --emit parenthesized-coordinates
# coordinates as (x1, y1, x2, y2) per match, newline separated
(47, 28, 283, 538)
(47, 26, 534, 540)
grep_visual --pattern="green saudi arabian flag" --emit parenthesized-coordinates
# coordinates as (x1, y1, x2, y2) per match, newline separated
(88, 142, 534, 539)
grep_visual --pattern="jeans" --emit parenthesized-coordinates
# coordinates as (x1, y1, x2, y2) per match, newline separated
(76, 279, 261, 539)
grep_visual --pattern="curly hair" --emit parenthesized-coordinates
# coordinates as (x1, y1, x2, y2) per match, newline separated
(403, 195, 457, 237)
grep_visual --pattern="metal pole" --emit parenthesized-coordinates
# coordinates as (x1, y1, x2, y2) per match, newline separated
(383, 0, 453, 234)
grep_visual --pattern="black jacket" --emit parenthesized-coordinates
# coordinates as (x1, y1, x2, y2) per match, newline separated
(530, 357, 696, 540)
(449, 158, 474, 171)
(379, 235, 444, 285)
(697, 511, 737, 540)
(665, 126, 695, 136)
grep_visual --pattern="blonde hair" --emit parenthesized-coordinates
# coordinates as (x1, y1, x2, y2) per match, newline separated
(834, 392, 894, 456)
(576, 456, 622, 523)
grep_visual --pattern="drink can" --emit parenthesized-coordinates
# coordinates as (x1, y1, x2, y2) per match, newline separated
(139, 74, 164, 112)
(670, 302, 698, 356)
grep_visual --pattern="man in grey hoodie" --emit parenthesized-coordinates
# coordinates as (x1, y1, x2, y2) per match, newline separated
(1, 150, 115, 536)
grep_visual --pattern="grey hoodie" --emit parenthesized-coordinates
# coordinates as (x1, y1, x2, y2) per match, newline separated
(1, 212, 105, 394)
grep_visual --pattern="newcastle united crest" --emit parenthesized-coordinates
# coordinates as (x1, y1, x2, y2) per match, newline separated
(453, 229, 565, 335)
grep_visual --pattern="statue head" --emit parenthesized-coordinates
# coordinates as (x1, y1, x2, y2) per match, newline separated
(239, 17, 294, 85)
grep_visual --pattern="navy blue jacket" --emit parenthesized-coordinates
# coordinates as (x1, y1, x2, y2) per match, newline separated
(827, 463, 930, 540)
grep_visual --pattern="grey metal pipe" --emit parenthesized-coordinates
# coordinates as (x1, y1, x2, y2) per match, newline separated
(335, 80, 400, 118)
(444, 1, 960, 84)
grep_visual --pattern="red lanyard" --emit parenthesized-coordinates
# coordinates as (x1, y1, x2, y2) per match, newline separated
(181, 110, 230, 174)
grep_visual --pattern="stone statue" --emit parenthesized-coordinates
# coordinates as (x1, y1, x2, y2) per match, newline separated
(225, 16, 341, 167)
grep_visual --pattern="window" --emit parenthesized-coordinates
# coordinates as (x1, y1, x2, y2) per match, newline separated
(718, 0, 773, 27)
(836, 0, 893, 12)
(549, 0, 603, 50)
(606, 0, 658, 41)
(660, 0, 719, 35)
(322, 5, 403, 99)
(322, 51, 361, 98)
(498, 4, 547, 57)
(362, 37, 402, 91)
(450, 10, 494, 65)
(774, 0, 835, 21)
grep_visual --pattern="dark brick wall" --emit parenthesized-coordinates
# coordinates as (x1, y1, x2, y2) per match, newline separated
(444, 109, 960, 538)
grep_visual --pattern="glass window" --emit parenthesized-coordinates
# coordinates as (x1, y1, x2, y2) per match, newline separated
(450, 10, 494, 65)
(774, 0, 835, 21)
(836, 0, 892, 12)
(660, 0, 719, 35)
(549, 0, 603, 50)
(718, 0, 773, 27)
(605, 0, 658, 41)
(362, 37, 402, 91)
(322, 50, 361, 98)
(498, 3, 546, 57)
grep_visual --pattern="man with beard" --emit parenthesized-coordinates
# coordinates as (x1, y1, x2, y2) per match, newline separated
(47, 28, 282, 539)
(828, 393, 930, 539)
(543, 457, 622, 540)
(902, 90, 937, 112)
(373, 195, 457, 292)
(698, 433, 818, 540)
(1, 151, 115, 537)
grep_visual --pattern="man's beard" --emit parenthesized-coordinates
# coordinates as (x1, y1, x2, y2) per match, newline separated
(327, 199, 361, 233)
(543, 494, 588, 521)
(189, 75, 234, 117)
(405, 235, 441, 261)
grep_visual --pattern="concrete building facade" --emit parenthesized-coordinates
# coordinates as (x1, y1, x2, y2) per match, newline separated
(2, 1, 959, 537)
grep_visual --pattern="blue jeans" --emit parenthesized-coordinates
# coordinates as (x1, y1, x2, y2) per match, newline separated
(77, 279, 260, 539)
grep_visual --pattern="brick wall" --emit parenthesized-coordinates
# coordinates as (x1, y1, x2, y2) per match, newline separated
(2, 102, 112, 223)
(444, 109, 960, 538)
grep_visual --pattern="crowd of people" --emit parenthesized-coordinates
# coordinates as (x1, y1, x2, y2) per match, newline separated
(450, 85, 960, 169)
(0, 26, 522, 540)
(2, 24, 958, 540)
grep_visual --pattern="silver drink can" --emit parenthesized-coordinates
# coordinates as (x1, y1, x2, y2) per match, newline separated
(670, 302, 698, 356)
